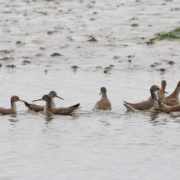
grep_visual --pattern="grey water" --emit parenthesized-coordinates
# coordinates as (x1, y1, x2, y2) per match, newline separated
(0, 0, 180, 180)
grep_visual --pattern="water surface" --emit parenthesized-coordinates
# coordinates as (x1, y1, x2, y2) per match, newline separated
(0, 0, 180, 179)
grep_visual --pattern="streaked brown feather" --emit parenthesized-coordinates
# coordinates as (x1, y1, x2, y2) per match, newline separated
(161, 81, 180, 106)
(161, 97, 179, 106)
(156, 105, 180, 113)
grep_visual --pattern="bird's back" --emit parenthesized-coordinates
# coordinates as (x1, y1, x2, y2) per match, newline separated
(24, 102, 44, 112)
(0, 107, 14, 115)
(124, 98, 156, 110)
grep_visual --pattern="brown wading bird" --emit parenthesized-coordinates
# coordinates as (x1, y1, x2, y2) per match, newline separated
(34, 95, 80, 116)
(124, 85, 160, 111)
(161, 81, 180, 106)
(157, 80, 167, 101)
(95, 87, 112, 110)
(24, 91, 63, 112)
(0, 96, 24, 115)
(149, 80, 167, 101)
(156, 105, 180, 113)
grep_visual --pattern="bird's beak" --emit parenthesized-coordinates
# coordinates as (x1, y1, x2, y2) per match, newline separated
(56, 95, 64, 100)
(160, 89, 168, 93)
(19, 99, 25, 102)
(32, 98, 43, 102)
(99, 92, 102, 96)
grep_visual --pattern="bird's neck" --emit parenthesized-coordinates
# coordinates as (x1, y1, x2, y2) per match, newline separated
(101, 92, 107, 99)
(173, 86, 180, 95)
(44, 101, 52, 115)
(50, 98, 55, 109)
(151, 91, 158, 101)
(161, 84, 166, 90)
(11, 101, 17, 113)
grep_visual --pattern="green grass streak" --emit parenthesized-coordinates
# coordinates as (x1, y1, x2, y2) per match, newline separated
(150, 27, 180, 41)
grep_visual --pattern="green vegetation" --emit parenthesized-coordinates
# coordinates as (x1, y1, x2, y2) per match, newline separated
(150, 27, 180, 41)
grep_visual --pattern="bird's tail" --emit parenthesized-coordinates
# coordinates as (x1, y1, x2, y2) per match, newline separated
(24, 101, 30, 107)
(69, 103, 80, 109)
(123, 101, 135, 112)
